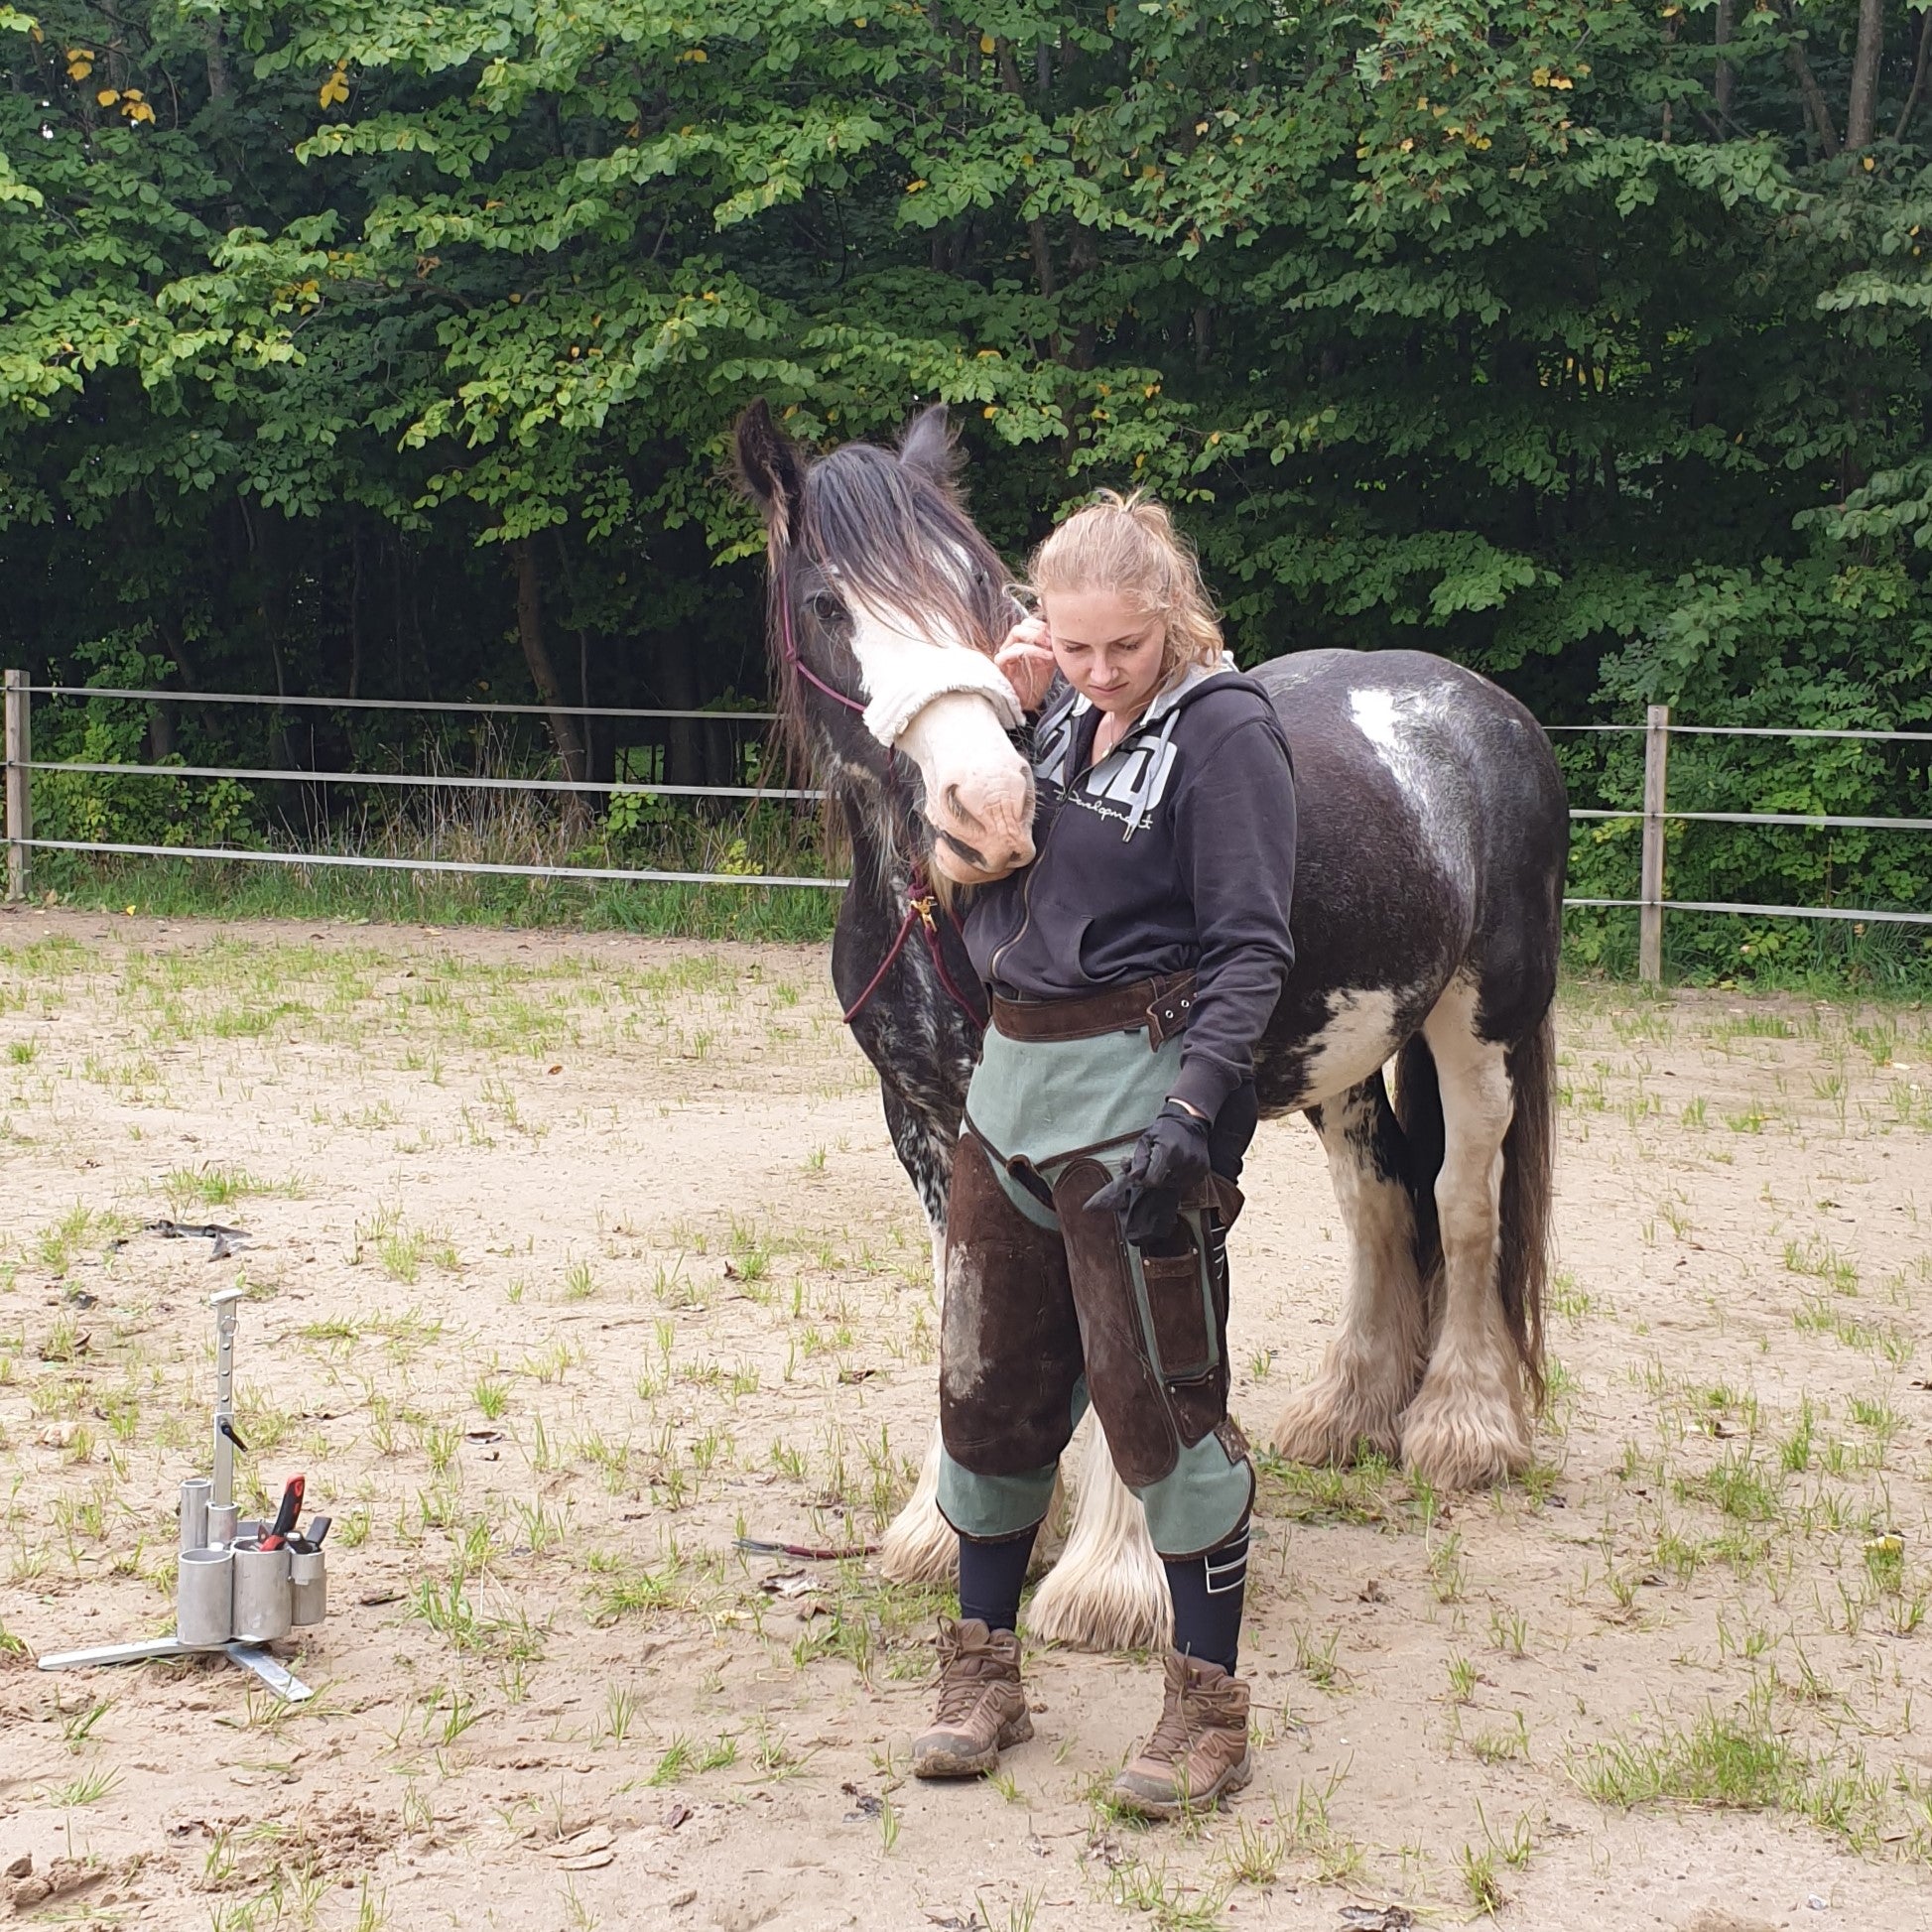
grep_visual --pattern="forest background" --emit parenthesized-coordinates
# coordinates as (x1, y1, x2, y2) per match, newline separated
(2, 0, 1929, 975)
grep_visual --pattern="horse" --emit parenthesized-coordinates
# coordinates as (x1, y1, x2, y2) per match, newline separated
(734, 398, 1569, 1649)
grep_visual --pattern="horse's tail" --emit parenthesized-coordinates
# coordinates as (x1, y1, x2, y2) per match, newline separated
(1392, 1033, 1445, 1312)
(1499, 1007, 1554, 1404)
(1394, 1007, 1553, 1407)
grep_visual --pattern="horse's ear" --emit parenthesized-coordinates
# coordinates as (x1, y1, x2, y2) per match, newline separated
(898, 403, 961, 487)
(734, 400, 807, 545)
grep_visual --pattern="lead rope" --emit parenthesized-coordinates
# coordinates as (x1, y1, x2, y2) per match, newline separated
(776, 563, 988, 1033)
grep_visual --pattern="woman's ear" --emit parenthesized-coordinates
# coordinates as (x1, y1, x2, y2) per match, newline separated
(733, 400, 808, 546)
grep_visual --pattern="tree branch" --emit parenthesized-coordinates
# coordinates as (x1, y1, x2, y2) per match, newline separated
(1778, 4, 1841, 158)
(1896, 5, 1932, 142)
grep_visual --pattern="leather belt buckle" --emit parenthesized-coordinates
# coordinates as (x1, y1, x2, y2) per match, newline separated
(1144, 985, 1194, 1050)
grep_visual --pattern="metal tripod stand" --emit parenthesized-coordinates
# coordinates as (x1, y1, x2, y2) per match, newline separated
(37, 1288, 315, 1701)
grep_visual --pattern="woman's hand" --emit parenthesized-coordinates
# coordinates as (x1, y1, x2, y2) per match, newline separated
(994, 615, 1057, 713)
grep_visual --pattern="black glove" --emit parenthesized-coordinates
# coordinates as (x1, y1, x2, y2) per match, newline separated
(1086, 1101, 1213, 1247)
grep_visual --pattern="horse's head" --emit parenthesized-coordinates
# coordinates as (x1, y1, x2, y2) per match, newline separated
(735, 400, 1036, 887)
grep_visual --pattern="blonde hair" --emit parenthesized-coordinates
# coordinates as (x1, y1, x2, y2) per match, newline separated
(1026, 490, 1224, 682)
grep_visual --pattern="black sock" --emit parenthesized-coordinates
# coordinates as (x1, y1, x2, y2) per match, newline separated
(957, 1526, 1039, 1633)
(1165, 1526, 1249, 1674)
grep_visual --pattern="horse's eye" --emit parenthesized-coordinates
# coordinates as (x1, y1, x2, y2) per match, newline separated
(807, 592, 845, 626)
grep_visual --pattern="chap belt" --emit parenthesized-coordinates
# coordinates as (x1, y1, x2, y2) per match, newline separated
(989, 971, 1197, 1050)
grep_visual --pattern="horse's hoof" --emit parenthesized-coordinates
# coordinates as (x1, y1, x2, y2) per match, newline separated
(1270, 1378, 1403, 1469)
(1398, 1375, 1531, 1490)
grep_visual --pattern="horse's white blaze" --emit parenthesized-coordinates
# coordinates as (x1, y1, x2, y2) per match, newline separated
(1401, 975, 1529, 1484)
(844, 596, 1033, 885)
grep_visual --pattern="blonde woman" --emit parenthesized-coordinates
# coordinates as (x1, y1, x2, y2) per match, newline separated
(913, 493, 1297, 1818)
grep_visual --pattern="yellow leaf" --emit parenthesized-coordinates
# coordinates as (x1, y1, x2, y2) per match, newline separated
(1551, 75, 1573, 89)
(1863, 155, 1875, 171)
(982, 405, 997, 418)
(96, 87, 118, 105)
(979, 32, 994, 53)
(67, 56, 92, 79)
(128, 101, 155, 123)
(905, 178, 927, 193)
(123, 87, 143, 100)
(853, 13, 866, 23)
(684, 46, 707, 61)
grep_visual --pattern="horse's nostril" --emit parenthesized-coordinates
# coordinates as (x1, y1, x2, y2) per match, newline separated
(943, 784, 968, 827)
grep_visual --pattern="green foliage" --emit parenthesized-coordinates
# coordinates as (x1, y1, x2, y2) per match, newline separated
(0, 0, 1928, 970)
(35, 632, 258, 850)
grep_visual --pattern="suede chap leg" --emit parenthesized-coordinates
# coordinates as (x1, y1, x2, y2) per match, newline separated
(939, 1132, 1085, 1482)
(1048, 1160, 1235, 1489)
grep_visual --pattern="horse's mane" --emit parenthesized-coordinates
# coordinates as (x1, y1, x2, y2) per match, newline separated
(799, 439, 1011, 661)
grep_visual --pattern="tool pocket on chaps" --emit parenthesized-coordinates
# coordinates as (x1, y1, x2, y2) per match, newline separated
(1137, 1224, 1217, 1385)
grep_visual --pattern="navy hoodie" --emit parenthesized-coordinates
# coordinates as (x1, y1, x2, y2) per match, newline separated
(964, 662, 1297, 1123)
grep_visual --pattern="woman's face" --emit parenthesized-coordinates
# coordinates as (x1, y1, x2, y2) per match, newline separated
(1039, 589, 1166, 719)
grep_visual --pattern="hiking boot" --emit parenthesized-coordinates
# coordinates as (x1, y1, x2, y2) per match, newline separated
(1109, 1650, 1253, 1819)
(911, 1617, 1034, 1779)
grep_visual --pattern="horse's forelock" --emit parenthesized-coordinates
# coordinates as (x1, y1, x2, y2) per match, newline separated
(799, 443, 1007, 655)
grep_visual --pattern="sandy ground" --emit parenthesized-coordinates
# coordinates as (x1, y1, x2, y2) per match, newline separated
(0, 905, 1929, 1932)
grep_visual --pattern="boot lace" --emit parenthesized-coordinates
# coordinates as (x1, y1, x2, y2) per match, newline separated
(1141, 1683, 1205, 1765)
(932, 1626, 1003, 1723)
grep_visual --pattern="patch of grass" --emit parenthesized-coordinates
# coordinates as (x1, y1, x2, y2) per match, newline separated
(164, 1164, 271, 1209)
(1567, 1684, 1921, 1856)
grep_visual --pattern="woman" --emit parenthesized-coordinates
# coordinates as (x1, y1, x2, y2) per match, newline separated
(912, 492, 1297, 1819)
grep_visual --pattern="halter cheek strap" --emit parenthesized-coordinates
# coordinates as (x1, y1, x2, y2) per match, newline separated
(777, 567, 869, 717)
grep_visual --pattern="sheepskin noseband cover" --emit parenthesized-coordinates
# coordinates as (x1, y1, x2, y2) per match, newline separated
(861, 645, 1023, 748)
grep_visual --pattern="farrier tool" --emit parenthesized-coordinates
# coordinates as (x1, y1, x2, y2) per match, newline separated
(37, 1288, 319, 1701)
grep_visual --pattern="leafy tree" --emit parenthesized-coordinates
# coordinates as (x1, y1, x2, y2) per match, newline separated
(1, 0, 1927, 960)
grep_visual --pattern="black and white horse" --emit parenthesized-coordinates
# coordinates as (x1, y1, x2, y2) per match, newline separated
(736, 401, 1569, 1648)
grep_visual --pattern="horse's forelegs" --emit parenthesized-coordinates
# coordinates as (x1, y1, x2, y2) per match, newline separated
(878, 1425, 958, 1585)
(1399, 984, 1531, 1487)
(1023, 1418, 1170, 1652)
(1272, 1076, 1429, 1468)
(879, 1223, 959, 1585)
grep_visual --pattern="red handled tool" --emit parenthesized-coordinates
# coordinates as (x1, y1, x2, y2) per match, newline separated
(259, 1475, 305, 1552)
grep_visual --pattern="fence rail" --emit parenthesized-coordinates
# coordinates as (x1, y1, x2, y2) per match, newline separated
(4, 679, 1928, 973)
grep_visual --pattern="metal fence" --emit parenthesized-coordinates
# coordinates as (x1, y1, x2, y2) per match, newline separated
(4, 678, 1928, 980)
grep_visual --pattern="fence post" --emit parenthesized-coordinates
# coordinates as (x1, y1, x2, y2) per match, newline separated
(1638, 702, 1669, 984)
(4, 670, 28, 904)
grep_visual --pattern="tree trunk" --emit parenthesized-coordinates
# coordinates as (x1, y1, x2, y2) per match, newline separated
(511, 538, 589, 823)
(1846, 0, 1885, 151)
(347, 521, 365, 700)
(660, 633, 704, 791)
(1715, 0, 1735, 120)
(202, 16, 232, 101)
(995, 41, 1056, 304)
